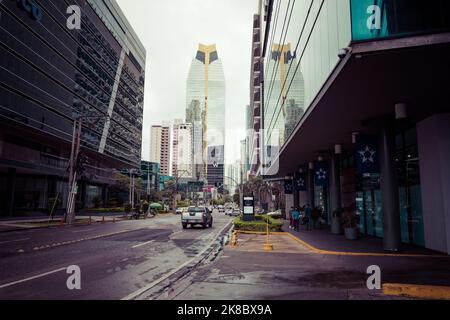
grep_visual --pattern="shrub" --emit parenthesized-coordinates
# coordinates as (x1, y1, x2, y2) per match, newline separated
(234, 215, 283, 232)
(92, 196, 103, 208)
(124, 203, 133, 215)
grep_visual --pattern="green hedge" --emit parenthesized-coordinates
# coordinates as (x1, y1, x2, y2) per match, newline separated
(234, 215, 283, 232)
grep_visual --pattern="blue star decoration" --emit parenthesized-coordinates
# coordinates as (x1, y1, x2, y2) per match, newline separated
(358, 145, 376, 163)
(316, 168, 327, 180)
(297, 178, 305, 188)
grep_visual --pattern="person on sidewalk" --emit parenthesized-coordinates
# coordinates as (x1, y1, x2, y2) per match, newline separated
(289, 207, 294, 230)
(292, 207, 300, 232)
(305, 204, 313, 231)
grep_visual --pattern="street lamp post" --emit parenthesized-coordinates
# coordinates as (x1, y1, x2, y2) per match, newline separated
(218, 175, 243, 210)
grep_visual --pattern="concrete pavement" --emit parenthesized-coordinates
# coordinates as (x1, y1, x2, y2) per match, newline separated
(0, 212, 233, 300)
(160, 231, 450, 300)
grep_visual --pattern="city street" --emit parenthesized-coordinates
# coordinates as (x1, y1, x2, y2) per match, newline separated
(0, 212, 233, 300)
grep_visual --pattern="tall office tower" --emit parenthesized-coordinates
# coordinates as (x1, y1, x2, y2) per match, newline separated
(186, 100, 203, 180)
(150, 124, 170, 176)
(249, 13, 262, 176)
(186, 44, 226, 187)
(0, 0, 145, 213)
(172, 120, 193, 178)
(264, 43, 305, 148)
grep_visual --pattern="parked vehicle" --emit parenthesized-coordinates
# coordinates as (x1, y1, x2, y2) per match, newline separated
(181, 206, 213, 229)
(175, 207, 184, 214)
(225, 209, 233, 216)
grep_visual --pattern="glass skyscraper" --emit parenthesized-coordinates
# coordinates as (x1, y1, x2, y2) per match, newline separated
(186, 44, 225, 186)
(0, 0, 146, 213)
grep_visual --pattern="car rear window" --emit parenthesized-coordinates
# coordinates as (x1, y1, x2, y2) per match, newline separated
(188, 207, 205, 213)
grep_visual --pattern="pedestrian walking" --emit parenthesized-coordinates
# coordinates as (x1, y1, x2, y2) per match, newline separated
(292, 207, 300, 232)
(289, 207, 294, 229)
(305, 204, 313, 231)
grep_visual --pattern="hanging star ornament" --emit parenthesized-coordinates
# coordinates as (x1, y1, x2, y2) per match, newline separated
(316, 168, 327, 180)
(297, 178, 305, 187)
(359, 145, 376, 163)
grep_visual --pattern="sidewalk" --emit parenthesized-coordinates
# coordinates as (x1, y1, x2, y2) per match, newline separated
(0, 212, 128, 233)
(283, 221, 443, 256)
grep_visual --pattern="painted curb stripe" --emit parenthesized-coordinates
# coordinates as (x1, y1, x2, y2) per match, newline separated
(383, 283, 450, 300)
(233, 230, 447, 258)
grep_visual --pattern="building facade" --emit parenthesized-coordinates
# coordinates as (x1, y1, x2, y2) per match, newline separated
(0, 0, 146, 214)
(257, 0, 450, 254)
(172, 120, 193, 178)
(249, 13, 263, 176)
(186, 44, 226, 187)
(150, 124, 170, 176)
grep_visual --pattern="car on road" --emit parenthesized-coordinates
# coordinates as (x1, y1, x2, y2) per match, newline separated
(225, 209, 233, 216)
(181, 206, 213, 229)
(218, 205, 225, 213)
(175, 207, 184, 215)
(229, 209, 242, 217)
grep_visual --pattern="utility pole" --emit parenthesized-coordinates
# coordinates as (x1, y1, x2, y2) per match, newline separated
(66, 118, 82, 225)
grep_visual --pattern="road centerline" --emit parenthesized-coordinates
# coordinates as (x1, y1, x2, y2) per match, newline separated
(132, 240, 156, 249)
(0, 238, 30, 245)
(0, 267, 67, 289)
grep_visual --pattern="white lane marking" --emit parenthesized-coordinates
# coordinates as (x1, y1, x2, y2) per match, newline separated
(122, 219, 233, 300)
(72, 229, 94, 233)
(0, 238, 30, 245)
(132, 240, 155, 249)
(0, 267, 66, 289)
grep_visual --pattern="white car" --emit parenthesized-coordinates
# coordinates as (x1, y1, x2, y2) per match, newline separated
(175, 207, 184, 215)
(181, 206, 213, 229)
(225, 209, 233, 216)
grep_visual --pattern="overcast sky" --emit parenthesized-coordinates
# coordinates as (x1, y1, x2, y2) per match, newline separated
(116, 0, 257, 165)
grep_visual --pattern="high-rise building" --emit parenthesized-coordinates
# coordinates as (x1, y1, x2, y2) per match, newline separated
(172, 120, 193, 178)
(0, 0, 146, 214)
(186, 100, 203, 180)
(257, 0, 450, 254)
(186, 44, 226, 187)
(249, 13, 263, 176)
(150, 124, 170, 176)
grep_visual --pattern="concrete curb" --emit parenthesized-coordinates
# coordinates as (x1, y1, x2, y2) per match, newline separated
(233, 230, 448, 258)
(383, 283, 450, 300)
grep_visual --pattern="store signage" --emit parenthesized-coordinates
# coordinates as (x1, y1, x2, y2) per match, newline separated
(243, 196, 254, 222)
(16, 0, 43, 22)
(351, 0, 388, 41)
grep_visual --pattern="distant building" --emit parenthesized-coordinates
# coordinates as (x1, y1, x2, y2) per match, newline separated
(172, 121, 193, 178)
(141, 161, 160, 194)
(150, 124, 170, 176)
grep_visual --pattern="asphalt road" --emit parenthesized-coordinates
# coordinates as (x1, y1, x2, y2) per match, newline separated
(0, 212, 233, 300)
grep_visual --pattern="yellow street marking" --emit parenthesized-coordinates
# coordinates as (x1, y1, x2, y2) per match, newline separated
(233, 230, 447, 258)
(383, 283, 450, 300)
